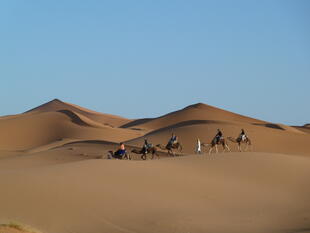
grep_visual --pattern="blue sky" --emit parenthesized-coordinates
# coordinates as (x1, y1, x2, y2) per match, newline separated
(1, 0, 309, 125)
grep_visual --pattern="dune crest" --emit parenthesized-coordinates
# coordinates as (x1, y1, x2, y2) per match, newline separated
(121, 102, 266, 131)
(0, 100, 310, 233)
(0, 111, 141, 151)
(1, 100, 310, 155)
(26, 99, 131, 127)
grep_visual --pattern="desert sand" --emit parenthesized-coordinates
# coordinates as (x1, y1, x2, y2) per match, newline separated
(0, 99, 309, 233)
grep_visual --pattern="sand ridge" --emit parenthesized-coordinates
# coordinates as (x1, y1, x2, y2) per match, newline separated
(0, 100, 310, 233)
(26, 99, 131, 127)
(1, 99, 309, 155)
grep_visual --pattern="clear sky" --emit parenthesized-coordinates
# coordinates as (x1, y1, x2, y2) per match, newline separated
(1, 0, 309, 125)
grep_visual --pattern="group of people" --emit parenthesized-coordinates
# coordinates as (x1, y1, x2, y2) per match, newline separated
(113, 129, 248, 158)
(142, 133, 178, 154)
(113, 133, 179, 158)
(216, 128, 247, 143)
(196, 129, 248, 154)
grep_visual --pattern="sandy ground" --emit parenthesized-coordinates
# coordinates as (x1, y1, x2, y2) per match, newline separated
(0, 100, 309, 233)
(0, 152, 310, 233)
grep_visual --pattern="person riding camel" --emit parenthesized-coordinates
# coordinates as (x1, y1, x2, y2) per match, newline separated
(214, 129, 223, 144)
(238, 129, 247, 142)
(168, 133, 178, 147)
(114, 142, 126, 158)
(142, 138, 151, 154)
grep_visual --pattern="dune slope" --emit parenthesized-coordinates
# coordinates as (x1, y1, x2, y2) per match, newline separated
(0, 111, 142, 151)
(0, 152, 309, 233)
(1, 100, 309, 156)
(121, 103, 267, 130)
(26, 99, 131, 127)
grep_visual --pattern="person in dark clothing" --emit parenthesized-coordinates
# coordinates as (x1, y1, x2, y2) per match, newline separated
(114, 142, 126, 159)
(168, 133, 178, 147)
(238, 129, 247, 142)
(215, 129, 223, 144)
(143, 138, 150, 154)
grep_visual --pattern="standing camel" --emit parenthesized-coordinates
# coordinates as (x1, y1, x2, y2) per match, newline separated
(156, 142, 182, 156)
(131, 146, 159, 160)
(201, 137, 231, 155)
(227, 136, 252, 152)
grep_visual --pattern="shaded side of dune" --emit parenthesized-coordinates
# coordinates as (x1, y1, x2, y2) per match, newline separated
(145, 119, 230, 135)
(57, 110, 91, 127)
(25, 99, 131, 127)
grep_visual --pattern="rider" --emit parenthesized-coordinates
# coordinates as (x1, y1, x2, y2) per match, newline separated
(238, 129, 247, 142)
(142, 138, 150, 154)
(214, 129, 223, 144)
(168, 133, 178, 147)
(115, 142, 126, 158)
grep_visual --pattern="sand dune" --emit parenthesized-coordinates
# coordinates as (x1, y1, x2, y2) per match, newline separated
(0, 100, 310, 233)
(0, 111, 142, 151)
(1, 99, 310, 155)
(0, 152, 310, 233)
(293, 124, 310, 134)
(126, 120, 310, 155)
(121, 103, 266, 131)
(26, 99, 131, 127)
(122, 103, 310, 156)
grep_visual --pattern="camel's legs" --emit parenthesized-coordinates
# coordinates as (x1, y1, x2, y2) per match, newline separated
(209, 147, 213, 155)
(168, 150, 175, 157)
(225, 144, 231, 152)
(124, 153, 129, 160)
(215, 145, 218, 153)
(222, 144, 226, 152)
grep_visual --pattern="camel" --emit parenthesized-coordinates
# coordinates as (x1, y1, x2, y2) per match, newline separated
(156, 142, 182, 156)
(227, 136, 252, 152)
(108, 150, 131, 160)
(201, 137, 231, 155)
(131, 146, 159, 160)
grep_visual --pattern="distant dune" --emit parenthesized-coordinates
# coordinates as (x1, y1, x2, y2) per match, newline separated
(121, 103, 267, 130)
(293, 123, 310, 134)
(0, 99, 309, 233)
(0, 109, 141, 151)
(26, 99, 131, 127)
(1, 99, 309, 155)
(124, 103, 309, 156)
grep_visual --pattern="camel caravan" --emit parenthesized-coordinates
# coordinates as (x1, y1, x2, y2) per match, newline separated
(200, 129, 252, 155)
(108, 133, 182, 160)
(108, 129, 252, 160)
